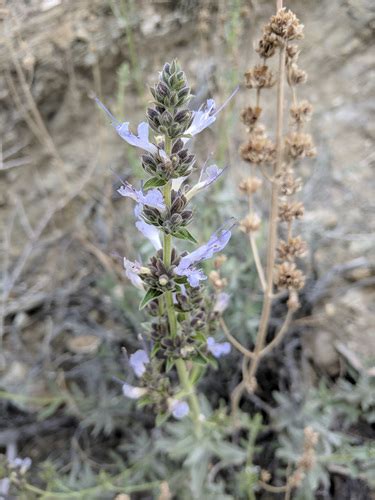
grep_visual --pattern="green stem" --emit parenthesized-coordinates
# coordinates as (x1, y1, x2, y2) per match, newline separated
(176, 358, 202, 427)
(162, 136, 202, 432)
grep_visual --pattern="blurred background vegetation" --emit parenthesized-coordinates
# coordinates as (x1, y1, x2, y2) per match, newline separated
(0, 0, 374, 498)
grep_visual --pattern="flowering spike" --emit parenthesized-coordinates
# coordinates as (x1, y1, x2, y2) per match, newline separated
(100, 61, 236, 421)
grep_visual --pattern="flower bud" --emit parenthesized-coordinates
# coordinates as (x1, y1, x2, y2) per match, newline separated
(158, 275, 169, 287)
(244, 65, 275, 89)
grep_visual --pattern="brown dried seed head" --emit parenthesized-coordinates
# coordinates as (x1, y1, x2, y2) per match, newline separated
(209, 270, 227, 290)
(256, 33, 279, 58)
(304, 426, 319, 448)
(298, 452, 316, 471)
(290, 100, 313, 124)
(265, 8, 304, 41)
(244, 65, 275, 89)
(214, 255, 227, 269)
(260, 469, 271, 483)
(240, 128, 276, 165)
(288, 469, 305, 488)
(241, 106, 262, 128)
(279, 170, 302, 196)
(278, 201, 305, 222)
(252, 124, 266, 136)
(275, 262, 305, 290)
(277, 236, 308, 260)
(239, 214, 261, 233)
(286, 44, 300, 62)
(285, 132, 316, 159)
(288, 63, 307, 85)
(239, 176, 263, 194)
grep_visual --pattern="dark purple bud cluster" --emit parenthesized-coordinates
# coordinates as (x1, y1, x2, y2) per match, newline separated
(148, 61, 193, 139)
(141, 138, 195, 181)
(141, 249, 180, 293)
(141, 190, 193, 235)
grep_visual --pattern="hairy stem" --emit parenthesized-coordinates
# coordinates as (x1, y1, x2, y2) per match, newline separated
(162, 138, 201, 431)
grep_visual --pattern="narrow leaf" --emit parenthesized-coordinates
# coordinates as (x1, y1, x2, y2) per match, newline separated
(139, 288, 162, 310)
(143, 177, 167, 190)
(173, 228, 198, 243)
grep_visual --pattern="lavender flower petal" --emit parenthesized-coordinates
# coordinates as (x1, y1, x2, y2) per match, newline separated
(214, 292, 231, 314)
(183, 267, 207, 287)
(185, 99, 216, 137)
(123, 257, 144, 290)
(122, 383, 147, 399)
(117, 182, 165, 210)
(9, 457, 32, 473)
(134, 204, 162, 250)
(185, 87, 239, 138)
(171, 176, 188, 192)
(207, 337, 231, 358)
(170, 400, 189, 419)
(140, 188, 165, 210)
(95, 98, 158, 154)
(135, 220, 162, 250)
(175, 220, 234, 273)
(186, 164, 225, 200)
(129, 349, 150, 377)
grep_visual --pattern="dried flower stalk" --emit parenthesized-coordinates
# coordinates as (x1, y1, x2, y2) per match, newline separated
(221, 1, 315, 413)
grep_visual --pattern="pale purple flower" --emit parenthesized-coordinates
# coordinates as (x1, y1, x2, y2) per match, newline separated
(95, 98, 158, 154)
(118, 182, 165, 210)
(180, 267, 207, 288)
(122, 383, 147, 399)
(185, 87, 239, 138)
(170, 400, 189, 419)
(123, 257, 144, 290)
(9, 457, 32, 473)
(174, 220, 234, 287)
(185, 98, 216, 137)
(129, 349, 150, 377)
(186, 164, 225, 201)
(171, 175, 188, 192)
(134, 205, 161, 250)
(214, 292, 230, 314)
(207, 337, 231, 358)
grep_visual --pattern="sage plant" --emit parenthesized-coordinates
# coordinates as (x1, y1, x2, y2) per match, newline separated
(97, 61, 235, 429)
